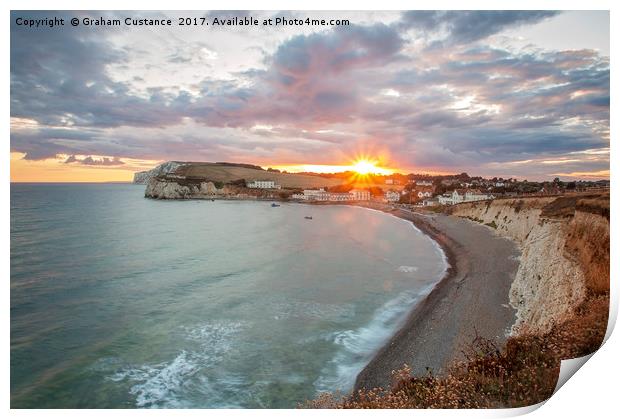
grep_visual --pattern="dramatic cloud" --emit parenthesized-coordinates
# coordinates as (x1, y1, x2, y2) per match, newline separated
(399, 11, 559, 45)
(10, 10, 610, 179)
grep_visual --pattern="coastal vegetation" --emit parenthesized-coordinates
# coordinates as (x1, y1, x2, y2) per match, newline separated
(485, 221, 498, 229)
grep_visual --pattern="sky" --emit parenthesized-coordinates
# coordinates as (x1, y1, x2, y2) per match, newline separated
(10, 10, 610, 182)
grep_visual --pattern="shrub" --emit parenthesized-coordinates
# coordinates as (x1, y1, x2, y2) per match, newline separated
(485, 221, 498, 229)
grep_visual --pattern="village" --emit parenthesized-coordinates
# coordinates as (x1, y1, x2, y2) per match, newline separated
(245, 174, 610, 206)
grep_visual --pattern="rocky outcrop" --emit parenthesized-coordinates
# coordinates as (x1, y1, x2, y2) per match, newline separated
(133, 161, 186, 184)
(450, 196, 609, 335)
(145, 177, 235, 199)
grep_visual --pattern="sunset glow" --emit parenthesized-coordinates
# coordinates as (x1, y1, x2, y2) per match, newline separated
(9, 11, 610, 182)
(10, 153, 160, 183)
(352, 159, 378, 175)
(272, 161, 395, 176)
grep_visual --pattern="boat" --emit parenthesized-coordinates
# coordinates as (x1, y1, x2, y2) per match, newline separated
(271, 203, 281, 207)
(304, 216, 313, 220)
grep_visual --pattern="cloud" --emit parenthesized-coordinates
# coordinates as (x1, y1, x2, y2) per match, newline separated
(10, 11, 185, 129)
(9, 10, 610, 180)
(399, 11, 559, 45)
(64, 155, 125, 165)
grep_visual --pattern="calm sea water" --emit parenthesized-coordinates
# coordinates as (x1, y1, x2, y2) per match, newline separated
(10, 183, 446, 408)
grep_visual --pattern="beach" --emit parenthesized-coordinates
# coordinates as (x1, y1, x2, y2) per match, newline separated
(354, 204, 521, 391)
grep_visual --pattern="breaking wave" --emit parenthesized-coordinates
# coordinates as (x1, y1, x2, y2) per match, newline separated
(397, 265, 419, 273)
(314, 284, 436, 393)
(107, 322, 244, 408)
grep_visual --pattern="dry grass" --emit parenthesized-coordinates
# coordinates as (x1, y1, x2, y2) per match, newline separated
(564, 215, 610, 296)
(175, 163, 344, 189)
(576, 194, 610, 220)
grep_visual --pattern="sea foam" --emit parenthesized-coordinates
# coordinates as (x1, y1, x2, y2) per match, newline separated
(314, 284, 435, 394)
(107, 322, 244, 408)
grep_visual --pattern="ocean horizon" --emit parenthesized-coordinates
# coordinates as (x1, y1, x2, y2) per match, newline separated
(10, 183, 446, 408)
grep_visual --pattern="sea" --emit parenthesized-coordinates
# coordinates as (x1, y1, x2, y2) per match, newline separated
(10, 183, 447, 408)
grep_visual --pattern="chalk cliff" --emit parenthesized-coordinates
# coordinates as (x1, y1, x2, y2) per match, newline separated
(450, 195, 609, 335)
(133, 161, 186, 184)
(145, 177, 237, 199)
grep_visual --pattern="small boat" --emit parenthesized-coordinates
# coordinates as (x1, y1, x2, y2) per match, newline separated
(271, 203, 281, 207)
(304, 216, 313, 220)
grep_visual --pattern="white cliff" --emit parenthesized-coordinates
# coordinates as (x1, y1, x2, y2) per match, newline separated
(145, 178, 227, 199)
(133, 161, 187, 184)
(451, 197, 608, 335)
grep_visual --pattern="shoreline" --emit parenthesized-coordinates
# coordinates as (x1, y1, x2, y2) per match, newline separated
(350, 202, 520, 392)
(141, 194, 520, 393)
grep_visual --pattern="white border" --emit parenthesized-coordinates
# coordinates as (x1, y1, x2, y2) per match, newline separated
(3, 1, 616, 418)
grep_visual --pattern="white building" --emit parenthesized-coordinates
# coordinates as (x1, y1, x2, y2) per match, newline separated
(292, 189, 337, 201)
(301, 188, 325, 199)
(293, 188, 371, 202)
(385, 190, 400, 202)
(247, 180, 281, 189)
(350, 189, 371, 201)
(416, 180, 433, 187)
(465, 190, 493, 202)
(329, 193, 353, 201)
(438, 191, 460, 205)
(438, 189, 494, 205)
(422, 198, 439, 206)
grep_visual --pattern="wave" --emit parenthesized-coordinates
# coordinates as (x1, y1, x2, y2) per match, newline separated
(314, 284, 436, 394)
(106, 322, 244, 408)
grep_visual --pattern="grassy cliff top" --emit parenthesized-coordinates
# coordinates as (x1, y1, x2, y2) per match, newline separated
(172, 162, 344, 189)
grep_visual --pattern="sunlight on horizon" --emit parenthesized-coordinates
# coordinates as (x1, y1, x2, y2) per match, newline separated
(272, 159, 395, 176)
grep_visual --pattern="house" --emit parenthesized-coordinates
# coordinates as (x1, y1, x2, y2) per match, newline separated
(385, 178, 400, 185)
(438, 190, 464, 205)
(293, 188, 371, 202)
(465, 189, 493, 201)
(438, 189, 493, 205)
(350, 189, 371, 201)
(247, 179, 281, 189)
(385, 190, 400, 202)
(422, 197, 439, 206)
(294, 189, 329, 201)
(327, 193, 352, 201)
(416, 180, 433, 187)
(414, 185, 434, 199)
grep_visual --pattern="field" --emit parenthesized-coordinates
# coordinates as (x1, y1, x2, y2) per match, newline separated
(174, 163, 344, 189)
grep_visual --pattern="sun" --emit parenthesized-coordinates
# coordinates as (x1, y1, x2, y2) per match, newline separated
(352, 159, 378, 175)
